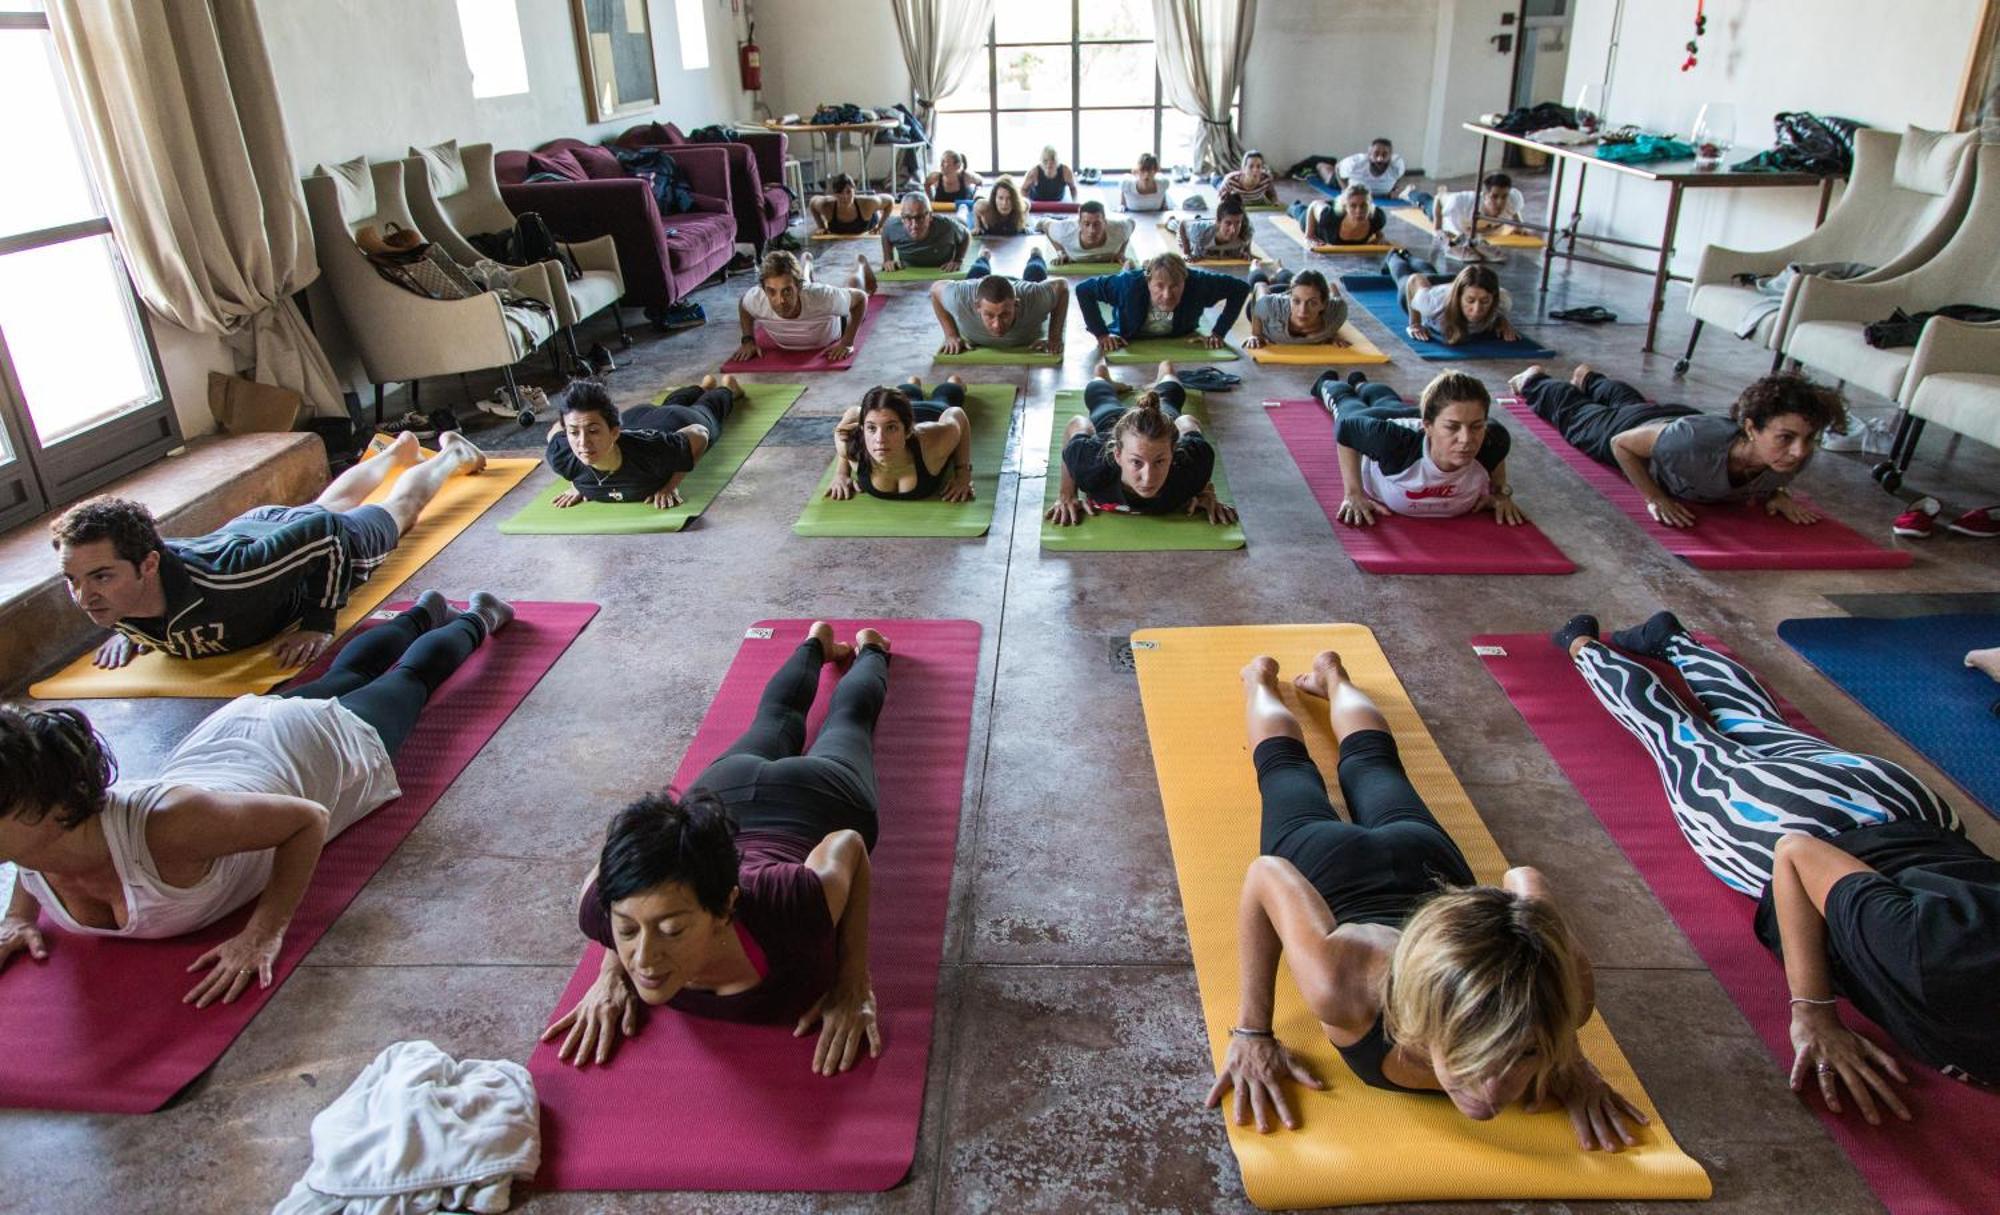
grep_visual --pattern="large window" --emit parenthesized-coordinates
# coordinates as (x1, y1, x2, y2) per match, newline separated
(933, 0, 1216, 175)
(0, 3, 175, 531)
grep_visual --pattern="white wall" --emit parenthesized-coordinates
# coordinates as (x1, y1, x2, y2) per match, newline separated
(1421, 0, 1521, 178)
(753, 0, 910, 122)
(1241, 0, 1442, 171)
(1561, 0, 1984, 274)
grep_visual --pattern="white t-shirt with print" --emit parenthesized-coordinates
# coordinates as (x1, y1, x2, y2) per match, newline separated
(741, 281, 856, 348)
(1358, 418, 1491, 517)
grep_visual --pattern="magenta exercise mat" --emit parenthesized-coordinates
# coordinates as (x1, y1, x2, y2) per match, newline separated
(1497, 396, 1913, 570)
(720, 294, 887, 372)
(1266, 400, 1576, 574)
(1475, 632, 1999, 1214)
(0, 601, 597, 1113)
(527, 618, 979, 1193)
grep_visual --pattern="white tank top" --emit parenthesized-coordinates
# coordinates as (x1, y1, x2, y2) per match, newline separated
(18, 695, 399, 940)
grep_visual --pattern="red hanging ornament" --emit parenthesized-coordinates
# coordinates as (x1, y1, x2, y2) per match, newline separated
(1681, 0, 1707, 71)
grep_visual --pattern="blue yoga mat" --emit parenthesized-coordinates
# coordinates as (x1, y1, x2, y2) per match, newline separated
(1304, 176, 1415, 208)
(1778, 613, 2000, 819)
(1340, 273, 1557, 361)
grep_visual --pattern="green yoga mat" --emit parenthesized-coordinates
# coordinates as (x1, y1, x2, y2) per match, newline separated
(933, 343, 1062, 366)
(793, 384, 1018, 538)
(1040, 388, 1245, 552)
(1043, 258, 1131, 276)
(1104, 337, 1241, 365)
(498, 384, 805, 534)
(878, 264, 963, 282)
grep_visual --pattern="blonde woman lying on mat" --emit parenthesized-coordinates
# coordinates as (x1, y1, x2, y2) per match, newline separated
(1206, 650, 1646, 1149)
(1242, 268, 1348, 348)
(1313, 370, 1522, 527)
(545, 377, 743, 510)
(1021, 145, 1076, 203)
(735, 250, 876, 364)
(0, 590, 514, 1005)
(807, 174, 894, 235)
(1288, 185, 1387, 247)
(827, 381, 975, 503)
(1047, 361, 1236, 527)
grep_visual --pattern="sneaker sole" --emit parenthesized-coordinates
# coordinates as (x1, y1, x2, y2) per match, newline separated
(1891, 526, 1934, 538)
(1946, 524, 2000, 538)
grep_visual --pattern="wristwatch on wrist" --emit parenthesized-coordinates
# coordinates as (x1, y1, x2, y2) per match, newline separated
(1493, 484, 1513, 497)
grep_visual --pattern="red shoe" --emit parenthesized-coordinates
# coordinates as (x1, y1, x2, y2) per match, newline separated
(1947, 504, 2000, 538)
(1892, 497, 1941, 538)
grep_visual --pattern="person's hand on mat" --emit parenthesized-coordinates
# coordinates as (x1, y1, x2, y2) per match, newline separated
(794, 979, 883, 1076)
(1045, 494, 1095, 526)
(543, 961, 641, 1067)
(1098, 333, 1128, 354)
(821, 341, 854, 363)
(0, 916, 49, 973)
(1031, 336, 1064, 357)
(92, 633, 149, 669)
(1205, 1034, 1325, 1133)
(1766, 492, 1820, 526)
(1495, 319, 1520, 342)
(733, 337, 761, 363)
(942, 466, 976, 503)
(1337, 494, 1383, 527)
(1535, 1057, 1649, 1152)
(1242, 333, 1266, 349)
(939, 334, 972, 356)
(552, 488, 585, 509)
(1407, 322, 1433, 342)
(1193, 333, 1226, 350)
(1332, 332, 1352, 349)
(1485, 494, 1527, 526)
(183, 927, 283, 1008)
(941, 259, 962, 273)
(271, 630, 333, 670)
(1645, 496, 1697, 529)
(826, 471, 859, 500)
(1188, 488, 1237, 526)
(1789, 1003, 1912, 1125)
(647, 486, 684, 511)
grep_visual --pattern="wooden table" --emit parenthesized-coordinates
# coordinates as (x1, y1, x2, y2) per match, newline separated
(1462, 122, 1839, 353)
(744, 120, 898, 192)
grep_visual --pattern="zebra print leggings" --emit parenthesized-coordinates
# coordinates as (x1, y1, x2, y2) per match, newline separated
(1573, 635, 1958, 897)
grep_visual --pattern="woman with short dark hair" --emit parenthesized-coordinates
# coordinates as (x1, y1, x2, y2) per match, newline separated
(543, 376, 743, 510)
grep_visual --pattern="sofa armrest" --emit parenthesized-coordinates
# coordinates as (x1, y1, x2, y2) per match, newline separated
(731, 131, 787, 183)
(1902, 317, 2000, 397)
(510, 259, 559, 311)
(563, 233, 622, 279)
(1786, 273, 1917, 337)
(1692, 243, 1792, 293)
(499, 178, 672, 308)
(663, 145, 734, 213)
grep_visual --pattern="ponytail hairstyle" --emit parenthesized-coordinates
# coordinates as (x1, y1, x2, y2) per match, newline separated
(1137, 152, 1160, 174)
(0, 705, 116, 829)
(846, 386, 917, 467)
(1417, 372, 1491, 424)
(1110, 389, 1177, 448)
(1442, 264, 1504, 345)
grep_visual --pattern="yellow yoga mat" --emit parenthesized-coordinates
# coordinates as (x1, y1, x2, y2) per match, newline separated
(1188, 243, 1275, 269)
(1130, 623, 1712, 1210)
(30, 454, 536, 700)
(1394, 207, 1545, 249)
(1229, 320, 1389, 366)
(1268, 213, 1397, 257)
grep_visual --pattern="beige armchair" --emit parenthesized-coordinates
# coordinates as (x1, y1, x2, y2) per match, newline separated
(1682, 126, 1977, 375)
(1781, 143, 2000, 409)
(404, 141, 629, 373)
(304, 156, 556, 419)
(1871, 316, 2000, 491)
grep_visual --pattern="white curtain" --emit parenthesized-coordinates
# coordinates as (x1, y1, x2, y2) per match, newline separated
(48, 0, 345, 419)
(889, 0, 999, 135)
(1152, 0, 1258, 174)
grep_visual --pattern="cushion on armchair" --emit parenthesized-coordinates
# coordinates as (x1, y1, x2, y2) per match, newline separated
(413, 139, 469, 197)
(1893, 126, 1975, 195)
(573, 145, 627, 180)
(526, 149, 588, 182)
(321, 156, 376, 222)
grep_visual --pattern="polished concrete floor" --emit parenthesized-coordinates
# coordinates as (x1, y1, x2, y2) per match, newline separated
(5, 172, 1998, 1214)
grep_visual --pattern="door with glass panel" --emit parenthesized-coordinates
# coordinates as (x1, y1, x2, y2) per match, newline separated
(0, 4, 178, 532)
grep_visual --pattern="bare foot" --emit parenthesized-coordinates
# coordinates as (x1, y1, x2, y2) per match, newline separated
(438, 429, 486, 475)
(700, 373, 718, 390)
(855, 253, 877, 294)
(1156, 359, 1175, 384)
(801, 252, 815, 279)
(1570, 363, 1593, 389)
(1241, 655, 1280, 687)
(383, 429, 424, 468)
(1968, 646, 2000, 682)
(722, 374, 744, 400)
(855, 626, 890, 654)
(808, 620, 853, 663)
(1568, 634, 1595, 658)
(1507, 365, 1545, 395)
(1291, 651, 1349, 700)
(1094, 360, 1113, 382)
(946, 373, 966, 386)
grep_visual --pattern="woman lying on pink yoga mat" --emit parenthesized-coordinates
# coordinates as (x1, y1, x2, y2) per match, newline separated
(1556, 610, 2000, 1116)
(1207, 650, 1647, 1151)
(0, 590, 513, 1007)
(548, 622, 888, 1076)
(1310, 369, 1524, 528)
(1510, 364, 1842, 530)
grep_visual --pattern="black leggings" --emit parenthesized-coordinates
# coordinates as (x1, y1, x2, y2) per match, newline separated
(1257, 731, 1474, 926)
(622, 385, 733, 446)
(1084, 377, 1186, 432)
(894, 381, 966, 413)
(1524, 371, 1696, 465)
(279, 604, 486, 756)
(1322, 382, 1512, 464)
(692, 638, 891, 849)
(1384, 249, 1441, 300)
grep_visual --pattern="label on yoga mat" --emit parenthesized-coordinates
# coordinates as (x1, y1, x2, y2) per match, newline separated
(1473, 645, 1508, 657)
(745, 626, 775, 639)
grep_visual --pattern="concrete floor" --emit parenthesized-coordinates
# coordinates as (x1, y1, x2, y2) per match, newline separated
(5, 171, 1999, 1214)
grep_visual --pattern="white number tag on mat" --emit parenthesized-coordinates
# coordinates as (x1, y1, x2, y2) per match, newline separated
(1130, 639, 1158, 651)
(745, 627, 775, 639)
(1473, 645, 1507, 657)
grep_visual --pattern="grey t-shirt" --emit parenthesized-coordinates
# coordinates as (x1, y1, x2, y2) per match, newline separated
(1183, 218, 1250, 260)
(1249, 292, 1347, 344)
(1649, 413, 1798, 502)
(939, 278, 1061, 347)
(884, 214, 966, 267)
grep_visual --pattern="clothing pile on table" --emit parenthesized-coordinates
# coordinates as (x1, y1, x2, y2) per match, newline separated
(1864, 303, 2000, 349)
(1596, 134, 1696, 165)
(1732, 112, 1866, 175)
(1485, 101, 1580, 136)
(1728, 261, 1874, 337)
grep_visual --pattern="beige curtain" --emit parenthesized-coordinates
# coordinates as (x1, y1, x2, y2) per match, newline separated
(48, 0, 344, 419)
(1153, 0, 1257, 174)
(889, 0, 999, 135)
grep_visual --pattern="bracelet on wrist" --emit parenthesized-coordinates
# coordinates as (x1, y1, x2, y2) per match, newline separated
(1789, 995, 1838, 1008)
(1229, 1026, 1275, 1039)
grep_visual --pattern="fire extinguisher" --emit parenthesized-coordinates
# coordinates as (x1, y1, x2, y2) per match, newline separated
(739, 24, 762, 92)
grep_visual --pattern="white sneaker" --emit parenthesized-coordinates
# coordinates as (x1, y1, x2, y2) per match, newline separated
(1821, 416, 1894, 454)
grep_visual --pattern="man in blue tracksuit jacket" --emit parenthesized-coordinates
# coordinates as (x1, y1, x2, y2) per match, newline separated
(1074, 251, 1252, 353)
(52, 430, 488, 670)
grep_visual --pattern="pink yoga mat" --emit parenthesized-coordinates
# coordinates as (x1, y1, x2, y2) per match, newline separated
(1498, 396, 1912, 570)
(0, 600, 596, 1114)
(527, 618, 979, 1193)
(1029, 199, 1080, 214)
(720, 294, 887, 372)
(1475, 631, 2000, 1214)
(1266, 400, 1577, 575)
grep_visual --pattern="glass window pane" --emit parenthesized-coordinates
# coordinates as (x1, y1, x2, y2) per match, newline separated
(931, 113, 994, 176)
(1079, 44, 1154, 107)
(673, 0, 709, 71)
(0, 1, 47, 11)
(995, 43, 1070, 110)
(0, 30, 101, 240)
(998, 111, 1071, 174)
(936, 61, 990, 112)
(1159, 108, 1199, 171)
(455, 0, 530, 98)
(1080, 0, 1152, 41)
(995, 0, 1069, 45)
(0, 235, 159, 444)
(1080, 109, 1155, 172)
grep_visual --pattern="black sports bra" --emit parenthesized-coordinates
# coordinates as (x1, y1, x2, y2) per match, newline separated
(1334, 1015, 1435, 1095)
(858, 401, 951, 500)
(825, 203, 870, 235)
(930, 175, 975, 203)
(1025, 171, 1069, 202)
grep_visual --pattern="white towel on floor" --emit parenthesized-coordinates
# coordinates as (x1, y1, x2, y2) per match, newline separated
(272, 1041, 538, 1215)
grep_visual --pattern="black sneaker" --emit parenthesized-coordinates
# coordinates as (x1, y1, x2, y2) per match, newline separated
(1550, 614, 1601, 652)
(661, 301, 706, 331)
(587, 342, 617, 375)
(1610, 611, 1689, 658)
(379, 411, 436, 442)
(1346, 370, 1369, 388)
(425, 407, 461, 436)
